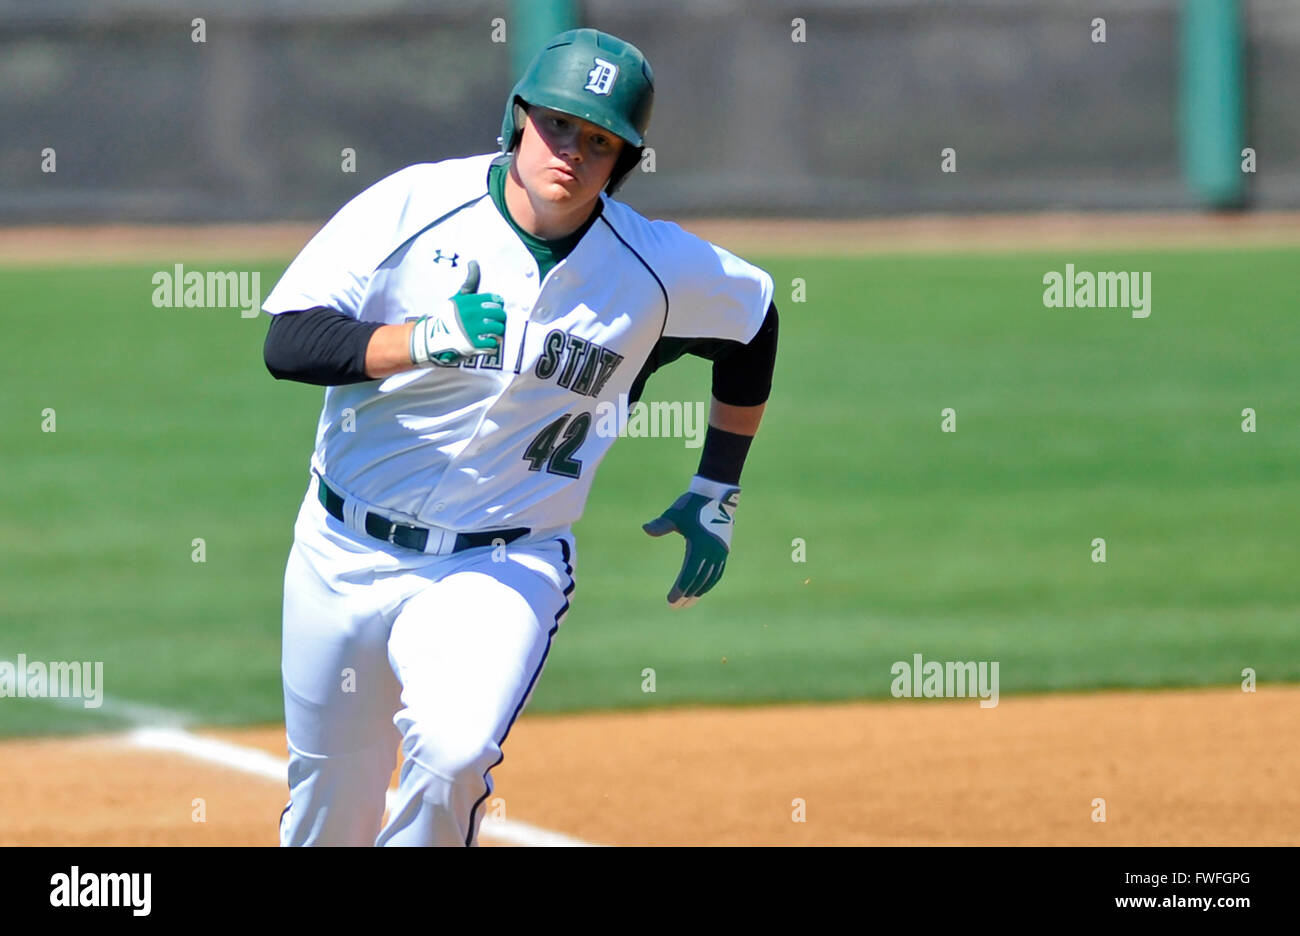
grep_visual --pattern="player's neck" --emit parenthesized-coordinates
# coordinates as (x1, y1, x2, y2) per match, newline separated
(504, 163, 600, 241)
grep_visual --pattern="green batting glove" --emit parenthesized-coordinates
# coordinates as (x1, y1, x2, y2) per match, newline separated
(410, 260, 507, 366)
(642, 476, 740, 610)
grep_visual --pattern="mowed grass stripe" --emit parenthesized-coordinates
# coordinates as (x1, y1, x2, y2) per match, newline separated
(0, 248, 1296, 735)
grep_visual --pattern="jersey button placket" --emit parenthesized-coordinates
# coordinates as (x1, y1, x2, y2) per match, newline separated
(532, 269, 562, 323)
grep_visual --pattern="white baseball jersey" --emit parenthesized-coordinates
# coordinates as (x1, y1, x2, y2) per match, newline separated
(263, 152, 774, 533)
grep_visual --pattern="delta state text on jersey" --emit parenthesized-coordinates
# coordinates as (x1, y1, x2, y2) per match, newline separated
(262, 152, 774, 534)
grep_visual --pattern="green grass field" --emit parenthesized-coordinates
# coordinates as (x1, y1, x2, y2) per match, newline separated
(2, 246, 1297, 737)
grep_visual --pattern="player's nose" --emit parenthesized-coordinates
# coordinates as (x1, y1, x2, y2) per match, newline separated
(557, 136, 581, 163)
(559, 130, 586, 160)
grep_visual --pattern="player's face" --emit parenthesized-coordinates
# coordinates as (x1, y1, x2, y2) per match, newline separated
(515, 105, 624, 207)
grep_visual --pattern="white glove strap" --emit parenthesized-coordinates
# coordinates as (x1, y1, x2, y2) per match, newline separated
(410, 300, 475, 365)
(409, 318, 431, 365)
(689, 475, 740, 504)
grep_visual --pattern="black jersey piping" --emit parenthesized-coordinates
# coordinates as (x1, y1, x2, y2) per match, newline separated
(376, 191, 491, 272)
(597, 214, 670, 342)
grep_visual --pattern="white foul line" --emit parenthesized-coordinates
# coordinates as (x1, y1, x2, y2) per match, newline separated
(126, 726, 595, 847)
(1, 662, 596, 848)
(129, 727, 288, 783)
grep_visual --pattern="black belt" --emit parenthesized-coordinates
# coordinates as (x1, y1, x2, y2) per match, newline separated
(317, 477, 529, 553)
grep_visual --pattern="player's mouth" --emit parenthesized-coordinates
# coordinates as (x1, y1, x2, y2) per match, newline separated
(549, 165, 578, 182)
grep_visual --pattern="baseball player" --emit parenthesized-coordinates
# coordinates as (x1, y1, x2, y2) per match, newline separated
(262, 28, 778, 846)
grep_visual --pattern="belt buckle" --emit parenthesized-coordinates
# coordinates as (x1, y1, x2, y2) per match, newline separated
(384, 521, 399, 545)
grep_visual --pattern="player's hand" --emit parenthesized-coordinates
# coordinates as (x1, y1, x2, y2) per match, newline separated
(642, 476, 740, 610)
(410, 260, 507, 366)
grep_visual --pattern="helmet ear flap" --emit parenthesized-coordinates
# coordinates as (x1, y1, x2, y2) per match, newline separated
(499, 98, 528, 154)
(605, 145, 643, 195)
(512, 101, 528, 147)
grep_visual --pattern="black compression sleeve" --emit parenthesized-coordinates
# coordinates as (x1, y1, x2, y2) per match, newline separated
(694, 302, 779, 485)
(710, 302, 778, 407)
(625, 303, 780, 407)
(696, 427, 754, 485)
(263, 307, 385, 386)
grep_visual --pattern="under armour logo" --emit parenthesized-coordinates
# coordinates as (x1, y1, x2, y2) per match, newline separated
(432, 250, 460, 267)
(584, 58, 619, 95)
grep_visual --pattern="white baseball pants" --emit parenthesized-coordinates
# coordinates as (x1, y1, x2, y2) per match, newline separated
(277, 475, 575, 846)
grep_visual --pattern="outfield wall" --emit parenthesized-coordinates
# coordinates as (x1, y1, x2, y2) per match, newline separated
(1, 0, 1298, 221)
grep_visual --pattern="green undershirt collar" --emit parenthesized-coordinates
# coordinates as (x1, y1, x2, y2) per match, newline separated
(488, 157, 603, 280)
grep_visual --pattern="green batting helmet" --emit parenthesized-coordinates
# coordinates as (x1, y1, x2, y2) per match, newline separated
(498, 28, 654, 195)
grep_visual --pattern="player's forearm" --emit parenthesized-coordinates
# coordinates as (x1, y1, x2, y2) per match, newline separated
(264, 308, 422, 385)
(364, 322, 419, 379)
(695, 392, 769, 487)
(709, 398, 764, 436)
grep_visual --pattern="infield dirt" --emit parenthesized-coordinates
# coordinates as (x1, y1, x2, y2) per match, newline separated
(4, 212, 1300, 266)
(2, 686, 1294, 846)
